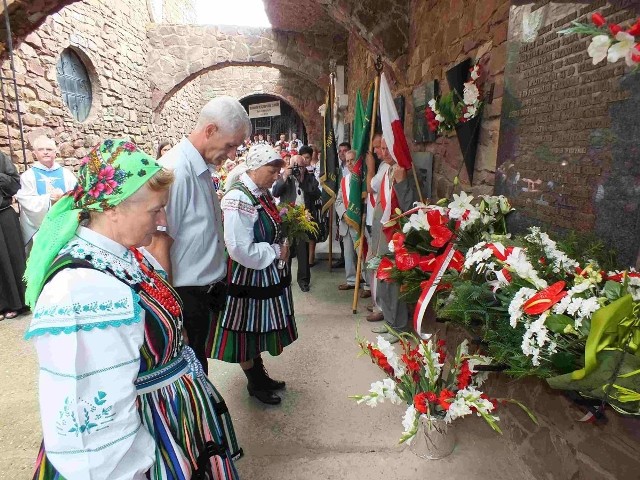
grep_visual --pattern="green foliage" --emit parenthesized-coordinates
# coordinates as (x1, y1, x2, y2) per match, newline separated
(556, 230, 618, 271)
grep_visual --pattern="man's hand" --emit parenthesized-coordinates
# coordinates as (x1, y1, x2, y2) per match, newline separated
(393, 165, 408, 183)
(49, 189, 64, 203)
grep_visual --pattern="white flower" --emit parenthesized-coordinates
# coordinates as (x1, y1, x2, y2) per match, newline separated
(470, 65, 480, 81)
(521, 312, 550, 366)
(376, 335, 406, 378)
(508, 287, 537, 327)
(552, 294, 573, 315)
(608, 31, 636, 65)
(388, 240, 395, 253)
(463, 81, 480, 106)
(587, 35, 612, 64)
(627, 276, 640, 301)
(498, 196, 511, 214)
(428, 99, 437, 110)
(401, 405, 419, 443)
(467, 355, 493, 386)
(506, 250, 548, 289)
(435, 113, 445, 122)
(402, 209, 432, 233)
(464, 105, 477, 119)
(448, 191, 475, 219)
(578, 297, 600, 321)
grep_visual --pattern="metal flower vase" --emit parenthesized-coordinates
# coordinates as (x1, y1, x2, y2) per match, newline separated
(409, 416, 456, 460)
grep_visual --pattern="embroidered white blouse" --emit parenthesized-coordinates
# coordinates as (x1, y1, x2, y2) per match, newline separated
(26, 227, 156, 480)
(220, 173, 280, 270)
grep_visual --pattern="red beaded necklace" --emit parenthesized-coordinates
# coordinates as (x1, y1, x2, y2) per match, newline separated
(130, 248, 181, 317)
(258, 194, 282, 224)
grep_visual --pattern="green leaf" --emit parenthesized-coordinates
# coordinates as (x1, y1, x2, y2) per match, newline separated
(602, 280, 624, 301)
(550, 351, 577, 374)
(546, 314, 573, 333)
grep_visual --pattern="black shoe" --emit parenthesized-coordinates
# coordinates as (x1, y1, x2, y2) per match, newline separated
(331, 259, 345, 268)
(254, 357, 285, 390)
(243, 364, 282, 405)
(247, 385, 281, 405)
(300, 284, 310, 292)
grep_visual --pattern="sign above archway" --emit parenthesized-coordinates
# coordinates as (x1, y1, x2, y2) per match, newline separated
(249, 100, 281, 118)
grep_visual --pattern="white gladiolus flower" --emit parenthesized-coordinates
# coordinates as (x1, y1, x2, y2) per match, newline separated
(428, 99, 437, 110)
(435, 113, 444, 122)
(608, 31, 635, 65)
(470, 65, 480, 81)
(587, 35, 612, 64)
(402, 405, 419, 442)
(464, 105, 477, 119)
(388, 240, 395, 253)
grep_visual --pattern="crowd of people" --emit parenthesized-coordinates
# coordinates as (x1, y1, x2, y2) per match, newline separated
(0, 93, 418, 478)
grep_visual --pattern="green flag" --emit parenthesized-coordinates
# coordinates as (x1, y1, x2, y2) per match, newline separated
(320, 86, 338, 214)
(344, 86, 374, 241)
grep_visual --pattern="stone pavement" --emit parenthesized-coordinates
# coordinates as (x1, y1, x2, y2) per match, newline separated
(0, 261, 536, 480)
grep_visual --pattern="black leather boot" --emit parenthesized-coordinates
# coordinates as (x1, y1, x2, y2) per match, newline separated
(254, 356, 286, 391)
(243, 364, 281, 405)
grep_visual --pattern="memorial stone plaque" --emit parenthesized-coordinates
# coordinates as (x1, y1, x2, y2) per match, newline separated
(496, 1, 640, 266)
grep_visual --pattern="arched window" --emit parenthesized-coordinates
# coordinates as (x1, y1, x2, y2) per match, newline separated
(56, 49, 92, 122)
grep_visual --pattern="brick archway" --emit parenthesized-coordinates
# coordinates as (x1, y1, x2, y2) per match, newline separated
(147, 24, 343, 113)
(154, 64, 324, 147)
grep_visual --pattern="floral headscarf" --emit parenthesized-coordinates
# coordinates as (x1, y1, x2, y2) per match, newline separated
(24, 139, 162, 307)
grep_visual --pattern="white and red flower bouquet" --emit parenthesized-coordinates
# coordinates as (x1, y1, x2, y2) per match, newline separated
(560, 11, 640, 67)
(372, 192, 512, 305)
(438, 226, 640, 415)
(425, 64, 484, 135)
(351, 331, 535, 443)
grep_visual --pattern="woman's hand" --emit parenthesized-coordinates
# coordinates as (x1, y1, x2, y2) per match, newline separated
(279, 243, 290, 262)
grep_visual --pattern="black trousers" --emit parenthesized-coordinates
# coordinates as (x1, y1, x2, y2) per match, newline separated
(174, 283, 226, 374)
(289, 240, 310, 288)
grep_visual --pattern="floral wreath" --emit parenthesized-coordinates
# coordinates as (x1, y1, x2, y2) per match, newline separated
(425, 64, 483, 134)
(560, 12, 640, 67)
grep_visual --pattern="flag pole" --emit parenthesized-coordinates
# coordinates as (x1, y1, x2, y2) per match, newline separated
(328, 71, 335, 272)
(352, 57, 382, 314)
(410, 162, 425, 203)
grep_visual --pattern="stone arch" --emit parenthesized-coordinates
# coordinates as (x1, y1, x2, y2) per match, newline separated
(154, 64, 324, 146)
(147, 24, 340, 113)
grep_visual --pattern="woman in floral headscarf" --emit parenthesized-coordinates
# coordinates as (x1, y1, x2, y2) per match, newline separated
(26, 139, 241, 480)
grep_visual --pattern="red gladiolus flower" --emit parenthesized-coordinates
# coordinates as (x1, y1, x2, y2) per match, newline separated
(403, 354, 421, 373)
(628, 20, 640, 36)
(414, 392, 430, 414)
(522, 280, 567, 315)
(591, 12, 606, 27)
(436, 342, 446, 364)
(437, 389, 455, 410)
(609, 23, 622, 35)
(367, 344, 394, 376)
(456, 361, 472, 390)
(430, 224, 453, 248)
(376, 257, 395, 281)
(426, 391, 437, 403)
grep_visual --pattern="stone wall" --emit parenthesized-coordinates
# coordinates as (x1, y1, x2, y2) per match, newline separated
(347, 0, 510, 198)
(0, 0, 154, 171)
(154, 76, 201, 147)
(161, 0, 196, 24)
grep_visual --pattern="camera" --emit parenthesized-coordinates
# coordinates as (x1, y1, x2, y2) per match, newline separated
(291, 163, 301, 177)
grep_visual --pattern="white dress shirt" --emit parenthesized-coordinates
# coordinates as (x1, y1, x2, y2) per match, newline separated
(160, 137, 226, 287)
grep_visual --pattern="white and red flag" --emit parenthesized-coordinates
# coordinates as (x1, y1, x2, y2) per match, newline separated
(379, 73, 413, 170)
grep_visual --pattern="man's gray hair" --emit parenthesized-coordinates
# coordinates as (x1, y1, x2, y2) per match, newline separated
(32, 135, 56, 149)
(194, 96, 251, 138)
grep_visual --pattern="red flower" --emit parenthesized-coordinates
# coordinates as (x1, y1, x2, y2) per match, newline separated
(430, 224, 453, 248)
(414, 392, 430, 414)
(395, 248, 421, 271)
(437, 389, 455, 410)
(480, 393, 498, 410)
(591, 12, 606, 27)
(391, 232, 406, 251)
(402, 353, 421, 373)
(376, 257, 395, 281)
(436, 340, 446, 364)
(367, 344, 394, 376)
(419, 253, 437, 272)
(123, 142, 137, 152)
(456, 361, 472, 390)
(628, 20, 640, 36)
(522, 281, 567, 315)
(449, 250, 465, 272)
(632, 43, 640, 63)
(609, 23, 622, 35)
(426, 391, 437, 403)
(427, 209, 447, 227)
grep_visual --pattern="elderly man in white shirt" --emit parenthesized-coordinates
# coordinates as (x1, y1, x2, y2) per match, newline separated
(149, 96, 251, 373)
(16, 136, 76, 251)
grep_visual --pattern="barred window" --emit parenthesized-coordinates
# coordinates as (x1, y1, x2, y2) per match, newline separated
(56, 49, 92, 122)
